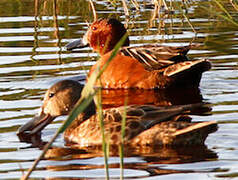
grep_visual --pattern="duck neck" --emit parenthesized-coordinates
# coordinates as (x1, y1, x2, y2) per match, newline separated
(97, 35, 130, 56)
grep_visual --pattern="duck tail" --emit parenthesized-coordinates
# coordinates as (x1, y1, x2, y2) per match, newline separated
(178, 44, 200, 56)
(163, 59, 211, 88)
(172, 121, 218, 145)
(164, 59, 211, 77)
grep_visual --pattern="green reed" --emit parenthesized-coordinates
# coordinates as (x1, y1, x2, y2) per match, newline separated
(21, 33, 128, 180)
(173, 1, 196, 33)
(119, 98, 128, 180)
(94, 34, 128, 180)
(200, 0, 238, 27)
(211, 0, 238, 26)
(95, 88, 110, 180)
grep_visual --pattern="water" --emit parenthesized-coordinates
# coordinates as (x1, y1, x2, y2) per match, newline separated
(0, 0, 238, 179)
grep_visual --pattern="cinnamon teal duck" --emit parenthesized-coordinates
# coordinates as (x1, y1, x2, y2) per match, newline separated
(66, 18, 211, 89)
(17, 80, 217, 147)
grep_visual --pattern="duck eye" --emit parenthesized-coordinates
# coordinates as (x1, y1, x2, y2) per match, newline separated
(49, 92, 55, 98)
(92, 26, 97, 31)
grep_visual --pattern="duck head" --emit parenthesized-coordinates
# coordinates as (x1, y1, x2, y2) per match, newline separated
(17, 80, 85, 136)
(66, 18, 130, 55)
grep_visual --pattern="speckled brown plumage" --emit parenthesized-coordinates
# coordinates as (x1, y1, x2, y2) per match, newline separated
(64, 104, 216, 147)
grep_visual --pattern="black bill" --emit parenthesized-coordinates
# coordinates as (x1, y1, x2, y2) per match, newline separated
(65, 39, 89, 50)
(17, 111, 55, 136)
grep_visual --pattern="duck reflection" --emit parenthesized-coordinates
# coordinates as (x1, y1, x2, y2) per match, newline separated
(45, 143, 217, 162)
(101, 87, 203, 108)
(43, 145, 217, 178)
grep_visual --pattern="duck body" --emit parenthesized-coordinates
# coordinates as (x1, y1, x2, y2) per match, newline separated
(88, 47, 210, 89)
(66, 18, 211, 89)
(17, 80, 217, 147)
(65, 105, 217, 147)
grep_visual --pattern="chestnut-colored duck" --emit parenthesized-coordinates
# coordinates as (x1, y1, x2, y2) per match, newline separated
(17, 80, 217, 147)
(66, 18, 211, 89)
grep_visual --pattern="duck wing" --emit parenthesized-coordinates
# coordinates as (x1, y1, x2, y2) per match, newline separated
(103, 103, 207, 141)
(120, 44, 196, 71)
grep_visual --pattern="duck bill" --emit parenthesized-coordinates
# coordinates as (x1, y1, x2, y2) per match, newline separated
(17, 110, 56, 136)
(65, 33, 89, 50)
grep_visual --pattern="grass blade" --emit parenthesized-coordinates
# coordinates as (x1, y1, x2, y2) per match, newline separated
(96, 88, 110, 179)
(119, 98, 127, 180)
(213, 0, 233, 19)
(21, 32, 128, 180)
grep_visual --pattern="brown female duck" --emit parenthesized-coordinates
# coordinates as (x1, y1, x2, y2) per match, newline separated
(66, 18, 211, 89)
(17, 80, 217, 147)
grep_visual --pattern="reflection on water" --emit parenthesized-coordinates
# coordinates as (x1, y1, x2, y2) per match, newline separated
(42, 145, 219, 179)
(101, 87, 203, 108)
(0, 0, 237, 179)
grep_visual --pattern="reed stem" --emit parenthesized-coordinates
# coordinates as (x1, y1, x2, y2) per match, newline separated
(96, 89, 110, 180)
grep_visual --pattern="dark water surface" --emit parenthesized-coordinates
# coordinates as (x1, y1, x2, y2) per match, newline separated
(0, 0, 238, 179)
